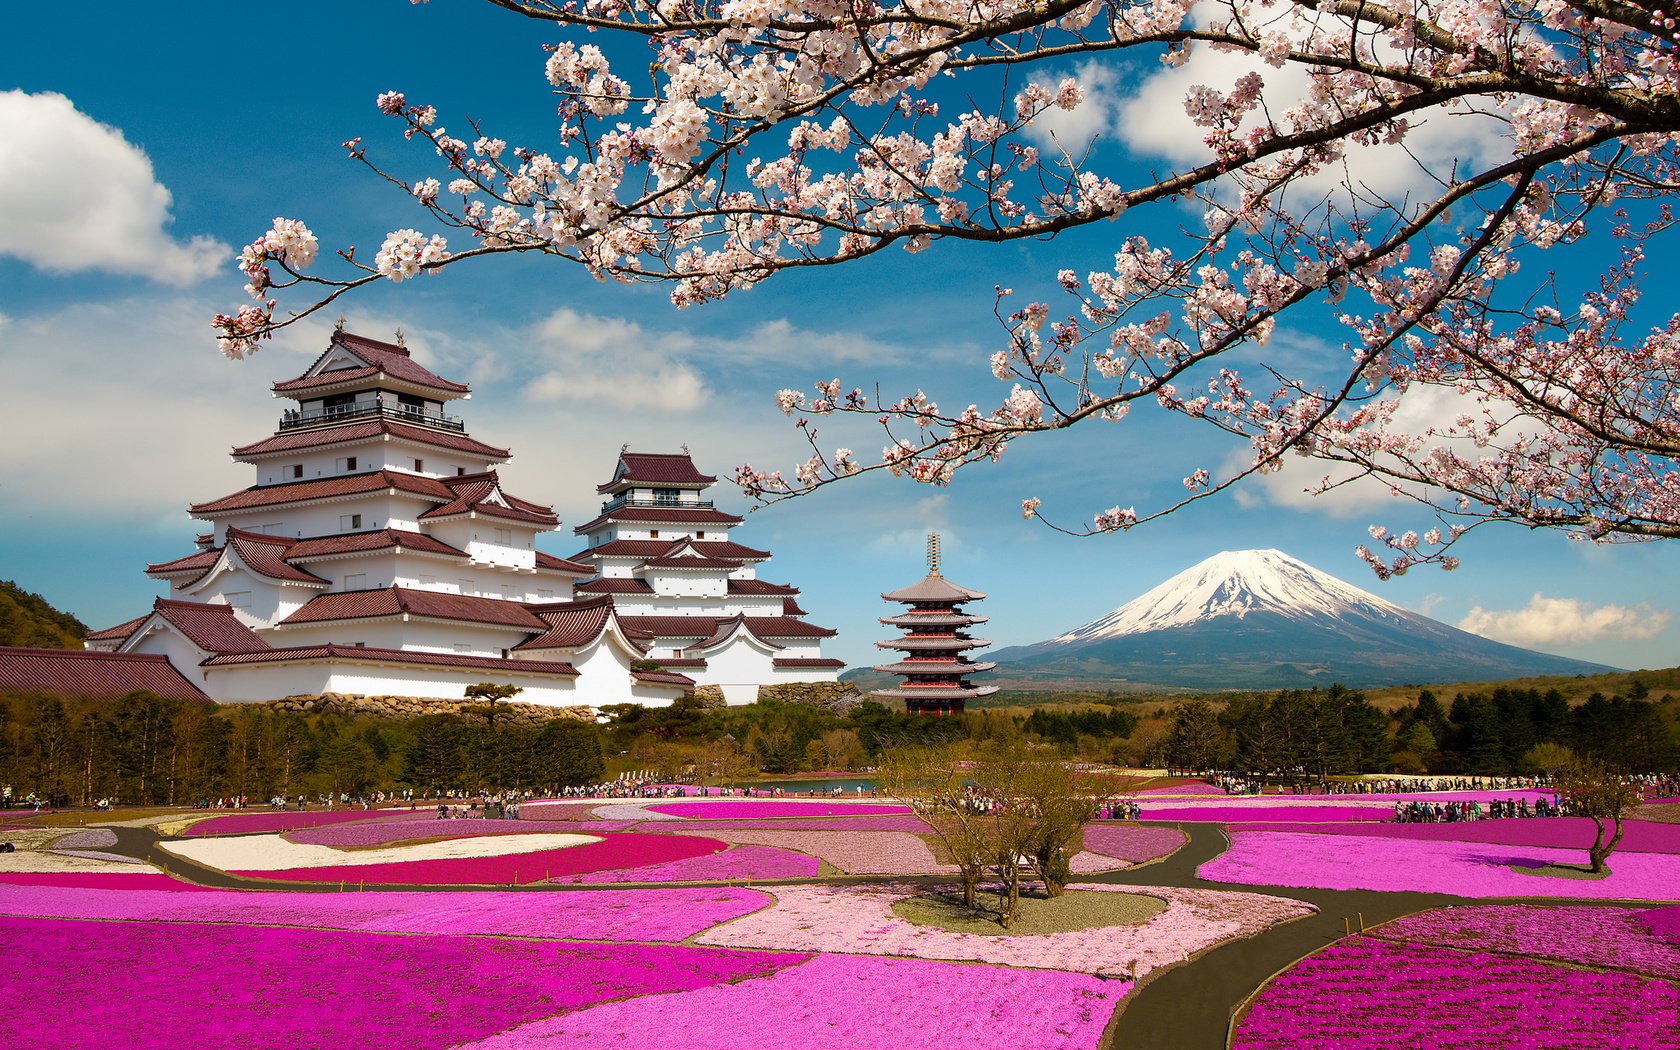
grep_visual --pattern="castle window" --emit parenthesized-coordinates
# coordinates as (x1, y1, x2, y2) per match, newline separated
(493, 527, 512, 545)
(343, 574, 366, 590)
(340, 513, 362, 530)
(413, 458, 424, 472)
(336, 456, 358, 473)
(289, 464, 303, 479)
(654, 488, 680, 504)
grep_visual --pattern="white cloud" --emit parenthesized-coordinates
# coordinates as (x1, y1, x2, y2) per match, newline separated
(1113, 9, 1511, 204)
(1023, 62, 1123, 155)
(0, 91, 225, 283)
(523, 308, 707, 413)
(1459, 594, 1671, 648)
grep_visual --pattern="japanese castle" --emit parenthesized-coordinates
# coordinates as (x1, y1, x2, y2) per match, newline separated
(84, 327, 842, 706)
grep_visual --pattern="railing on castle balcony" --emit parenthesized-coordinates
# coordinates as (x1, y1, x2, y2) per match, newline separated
(599, 495, 717, 514)
(277, 403, 466, 434)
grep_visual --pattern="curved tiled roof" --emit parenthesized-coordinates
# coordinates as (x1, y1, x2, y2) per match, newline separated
(285, 528, 468, 561)
(0, 647, 210, 702)
(232, 419, 509, 461)
(514, 597, 625, 652)
(772, 657, 847, 670)
(575, 578, 655, 595)
(85, 614, 149, 644)
(417, 472, 559, 527)
(278, 587, 549, 631)
(631, 669, 697, 689)
(147, 548, 222, 578)
(147, 599, 270, 654)
(273, 330, 470, 396)
(572, 505, 743, 534)
(597, 451, 716, 493)
(615, 614, 836, 642)
(203, 644, 578, 677)
(881, 573, 987, 603)
(727, 579, 798, 595)
(743, 616, 838, 639)
(614, 616, 717, 640)
(224, 530, 328, 585)
(190, 469, 454, 516)
(639, 555, 740, 571)
(575, 539, 770, 562)
(534, 551, 594, 575)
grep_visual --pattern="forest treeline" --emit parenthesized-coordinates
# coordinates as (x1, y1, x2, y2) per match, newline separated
(1162, 682, 1678, 777)
(2, 677, 1674, 805)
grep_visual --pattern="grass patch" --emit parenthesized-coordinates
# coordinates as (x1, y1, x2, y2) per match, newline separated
(892, 888, 1167, 936)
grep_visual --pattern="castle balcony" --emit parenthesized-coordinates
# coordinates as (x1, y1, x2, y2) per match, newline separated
(277, 402, 466, 434)
(599, 495, 716, 514)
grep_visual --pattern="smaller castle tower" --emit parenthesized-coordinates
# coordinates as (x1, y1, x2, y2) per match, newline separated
(871, 534, 997, 715)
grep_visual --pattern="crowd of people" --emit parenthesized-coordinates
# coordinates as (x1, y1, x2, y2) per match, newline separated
(1393, 795, 1570, 822)
(1212, 774, 1558, 796)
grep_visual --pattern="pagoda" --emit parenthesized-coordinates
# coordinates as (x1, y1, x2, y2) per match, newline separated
(871, 534, 997, 715)
(85, 326, 696, 707)
(568, 447, 844, 703)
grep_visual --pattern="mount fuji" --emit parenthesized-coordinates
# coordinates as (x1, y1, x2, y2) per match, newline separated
(989, 549, 1618, 689)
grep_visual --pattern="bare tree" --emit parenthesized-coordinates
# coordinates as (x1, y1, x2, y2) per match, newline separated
(1558, 759, 1641, 875)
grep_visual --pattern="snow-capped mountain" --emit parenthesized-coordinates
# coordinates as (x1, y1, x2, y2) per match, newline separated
(991, 549, 1617, 689)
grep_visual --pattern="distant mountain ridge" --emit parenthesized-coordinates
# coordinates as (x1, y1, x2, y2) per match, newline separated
(991, 549, 1617, 690)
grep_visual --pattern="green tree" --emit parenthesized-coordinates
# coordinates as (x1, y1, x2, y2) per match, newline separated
(462, 682, 523, 730)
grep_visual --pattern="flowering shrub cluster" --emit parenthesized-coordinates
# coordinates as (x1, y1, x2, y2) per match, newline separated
(1381, 905, 1680, 979)
(0, 883, 773, 942)
(1202, 831, 1680, 898)
(182, 809, 414, 837)
(1141, 805, 1384, 823)
(697, 882, 1311, 977)
(649, 801, 910, 819)
(1232, 936, 1680, 1049)
(458, 953, 1118, 1050)
(669, 829, 950, 875)
(1, 914, 806, 1049)
(576, 844, 819, 884)
(0, 872, 218, 892)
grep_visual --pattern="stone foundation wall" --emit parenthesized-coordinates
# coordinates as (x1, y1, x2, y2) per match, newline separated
(756, 681, 865, 712)
(263, 692, 595, 726)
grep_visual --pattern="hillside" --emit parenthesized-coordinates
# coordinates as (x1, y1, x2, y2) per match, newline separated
(0, 581, 87, 649)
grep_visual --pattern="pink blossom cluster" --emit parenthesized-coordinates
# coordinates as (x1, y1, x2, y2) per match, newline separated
(696, 882, 1311, 978)
(1232, 936, 1680, 1049)
(457, 953, 1119, 1050)
(657, 815, 932, 833)
(0, 913, 806, 1050)
(0, 883, 773, 942)
(1202, 830, 1680, 899)
(648, 801, 910, 819)
(1380, 905, 1680, 979)
(0, 872, 218, 892)
(577, 844, 819, 883)
(669, 828, 951, 875)
(232, 831, 726, 885)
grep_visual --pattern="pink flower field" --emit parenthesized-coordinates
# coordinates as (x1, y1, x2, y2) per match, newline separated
(695, 882, 1312, 977)
(287, 817, 638, 847)
(654, 814, 933, 833)
(182, 808, 416, 836)
(574, 844, 819, 883)
(0, 884, 773, 942)
(1380, 904, 1680, 978)
(1232, 935, 1680, 1049)
(647, 800, 910, 819)
(1223, 816, 1680, 853)
(0, 872, 221, 892)
(0, 914, 807, 1050)
(1142, 805, 1388, 822)
(232, 831, 727, 885)
(1202, 830, 1680, 898)
(456, 953, 1119, 1050)
(1082, 824, 1186, 863)
(668, 828, 952, 874)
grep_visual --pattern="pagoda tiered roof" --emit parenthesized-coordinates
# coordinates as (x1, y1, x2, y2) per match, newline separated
(880, 611, 989, 628)
(872, 659, 998, 675)
(875, 636, 991, 652)
(273, 330, 470, 399)
(596, 451, 716, 494)
(881, 574, 987, 603)
(232, 419, 509, 461)
(871, 684, 1001, 700)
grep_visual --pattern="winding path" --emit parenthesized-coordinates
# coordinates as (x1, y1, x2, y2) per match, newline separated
(88, 817, 1514, 1049)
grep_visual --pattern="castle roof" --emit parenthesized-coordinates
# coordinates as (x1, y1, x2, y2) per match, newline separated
(223, 530, 329, 585)
(773, 657, 846, 671)
(418, 472, 560, 527)
(533, 551, 594, 576)
(0, 647, 210, 702)
(202, 644, 579, 677)
(514, 596, 641, 652)
(616, 614, 836, 643)
(188, 469, 558, 528)
(146, 598, 271, 654)
(278, 587, 550, 632)
(232, 419, 509, 461)
(273, 330, 470, 398)
(571, 504, 743, 534)
(576, 538, 770, 563)
(597, 451, 716, 494)
(86, 614, 149, 645)
(285, 528, 469, 562)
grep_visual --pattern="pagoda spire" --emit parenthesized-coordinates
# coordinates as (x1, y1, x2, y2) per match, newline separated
(927, 532, 941, 577)
(870, 543, 997, 716)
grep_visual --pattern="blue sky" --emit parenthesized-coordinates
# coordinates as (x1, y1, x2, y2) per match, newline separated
(1, 1, 1675, 675)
